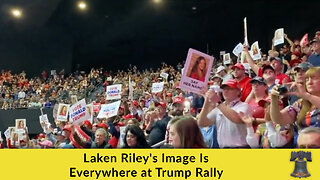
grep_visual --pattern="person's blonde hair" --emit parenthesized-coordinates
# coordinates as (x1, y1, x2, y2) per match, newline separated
(297, 67, 320, 126)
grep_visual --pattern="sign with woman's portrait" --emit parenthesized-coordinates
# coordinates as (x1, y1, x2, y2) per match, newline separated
(249, 41, 261, 60)
(180, 48, 213, 95)
(57, 103, 70, 121)
(15, 119, 26, 130)
(274, 28, 284, 46)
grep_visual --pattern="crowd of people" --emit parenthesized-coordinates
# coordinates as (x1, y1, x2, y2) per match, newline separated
(1, 29, 320, 149)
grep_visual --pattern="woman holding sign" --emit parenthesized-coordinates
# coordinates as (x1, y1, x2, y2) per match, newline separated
(188, 56, 207, 82)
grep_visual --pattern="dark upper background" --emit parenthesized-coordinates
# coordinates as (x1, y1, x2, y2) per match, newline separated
(0, 0, 319, 77)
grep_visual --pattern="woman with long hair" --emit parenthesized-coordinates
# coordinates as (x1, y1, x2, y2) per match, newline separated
(189, 56, 207, 82)
(169, 116, 206, 148)
(270, 67, 320, 129)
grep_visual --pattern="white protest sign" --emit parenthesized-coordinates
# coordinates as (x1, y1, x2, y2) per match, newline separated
(244, 17, 248, 46)
(274, 28, 284, 46)
(223, 53, 231, 65)
(50, 70, 56, 76)
(179, 48, 214, 95)
(249, 41, 262, 60)
(151, 82, 164, 93)
(39, 114, 49, 124)
(106, 84, 122, 100)
(57, 103, 70, 121)
(129, 76, 134, 101)
(69, 99, 90, 125)
(219, 51, 226, 56)
(0, 131, 2, 141)
(232, 43, 243, 57)
(160, 72, 169, 79)
(118, 126, 127, 148)
(97, 100, 121, 119)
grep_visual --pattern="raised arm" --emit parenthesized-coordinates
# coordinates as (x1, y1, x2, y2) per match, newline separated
(243, 46, 259, 75)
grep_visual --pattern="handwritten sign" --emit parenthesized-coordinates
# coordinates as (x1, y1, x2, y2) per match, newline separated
(69, 99, 90, 125)
(151, 82, 164, 93)
(106, 84, 122, 100)
(97, 100, 121, 119)
(179, 48, 213, 95)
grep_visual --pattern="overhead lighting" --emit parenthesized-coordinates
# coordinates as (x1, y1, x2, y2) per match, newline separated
(11, 9, 22, 18)
(153, 0, 162, 4)
(78, 1, 87, 10)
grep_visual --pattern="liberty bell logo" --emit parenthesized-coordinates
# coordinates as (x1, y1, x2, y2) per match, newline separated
(290, 151, 311, 178)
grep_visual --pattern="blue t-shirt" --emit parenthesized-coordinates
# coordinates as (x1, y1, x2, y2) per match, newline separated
(308, 54, 320, 66)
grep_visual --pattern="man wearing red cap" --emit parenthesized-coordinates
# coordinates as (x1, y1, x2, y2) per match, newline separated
(198, 79, 251, 148)
(146, 101, 171, 146)
(231, 63, 252, 102)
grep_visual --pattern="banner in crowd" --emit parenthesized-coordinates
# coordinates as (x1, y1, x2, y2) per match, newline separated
(232, 43, 243, 57)
(249, 41, 261, 60)
(300, 33, 309, 47)
(223, 53, 231, 65)
(57, 103, 70, 121)
(97, 100, 121, 119)
(151, 82, 164, 93)
(160, 72, 169, 79)
(86, 104, 93, 123)
(274, 28, 284, 46)
(180, 48, 213, 95)
(106, 84, 122, 100)
(69, 99, 90, 125)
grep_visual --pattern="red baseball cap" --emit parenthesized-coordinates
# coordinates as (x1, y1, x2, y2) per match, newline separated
(166, 92, 173, 97)
(173, 96, 184, 105)
(220, 79, 240, 89)
(132, 100, 138, 106)
(123, 114, 133, 120)
(83, 120, 93, 129)
(96, 123, 109, 130)
(63, 125, 71, 132)
(231, 63, 245, 70)
(155, 101, 167, 109)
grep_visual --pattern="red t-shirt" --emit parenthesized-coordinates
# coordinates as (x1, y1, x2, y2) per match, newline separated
(190, 72, 205, 82)
(238, 76, 252, 102)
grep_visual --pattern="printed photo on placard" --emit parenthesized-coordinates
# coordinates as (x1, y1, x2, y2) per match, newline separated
(274, 28, 284, 46)
(15, 119, 26, 130)
(250, 41, 261, 60)
(180, 48, 213, 95)
(57, 104, 70, 121)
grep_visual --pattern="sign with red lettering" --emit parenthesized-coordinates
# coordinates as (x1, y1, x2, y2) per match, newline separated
(69, 99, 90, 125)
(106, 84, 122, 100)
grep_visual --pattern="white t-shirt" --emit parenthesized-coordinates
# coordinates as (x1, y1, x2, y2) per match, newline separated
(207, 99, 250, 148)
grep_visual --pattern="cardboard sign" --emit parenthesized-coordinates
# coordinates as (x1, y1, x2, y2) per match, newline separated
(151, 82, 164, 93)
(97, 100, 121, 119)
(179, 48, 214, 95)
(232, 43, 243, 57)
(15, 119, 26, 133)
(129, 76, 134, 101)
(219, 51, 226, 56)
(249, 41, 262, 60)
(223, 53, 231, 64)
(160, 72, 169, 79)
(93, 102, 101, 113)
(274, 28, 284, 46)
(244, 17, 248, 46)
(57, 103, 70, 121)
(118, 126, 127, 148)
(39, 114, 49, 124)
(300, 33, 309, 47)
(69, 99, 90, 125)
(106, 84, 122, 100)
